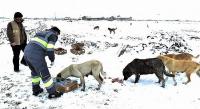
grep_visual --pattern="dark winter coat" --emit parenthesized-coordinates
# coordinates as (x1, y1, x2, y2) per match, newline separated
(7, 21, 27, 45)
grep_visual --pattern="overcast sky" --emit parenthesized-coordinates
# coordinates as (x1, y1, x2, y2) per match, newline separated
(1, 0, 199, 20)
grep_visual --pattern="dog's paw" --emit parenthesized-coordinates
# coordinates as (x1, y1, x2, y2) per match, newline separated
(96, 87, 100, 90)
(182, 82, 189, 85)
(161, 85, 165, 88)
(174, 82, 177, 86)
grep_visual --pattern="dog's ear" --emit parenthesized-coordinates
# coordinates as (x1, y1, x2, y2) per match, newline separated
(57, 73, 61, 78)
(56, 73, 64, 82)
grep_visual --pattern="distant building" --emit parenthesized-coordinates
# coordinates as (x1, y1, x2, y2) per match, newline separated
(81, 16, 132, 21)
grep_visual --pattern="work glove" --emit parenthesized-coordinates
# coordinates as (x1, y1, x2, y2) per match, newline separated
(48, 91, 63, 99)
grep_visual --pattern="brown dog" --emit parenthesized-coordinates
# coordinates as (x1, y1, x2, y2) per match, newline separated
(164, 53, 199, 61)
(158, 55, 200, 85)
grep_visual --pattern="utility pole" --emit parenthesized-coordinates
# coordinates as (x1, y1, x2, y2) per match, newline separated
(54, 12, 57, 20)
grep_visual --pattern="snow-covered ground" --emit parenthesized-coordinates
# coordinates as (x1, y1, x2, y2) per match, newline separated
(1, 19, 200, 109)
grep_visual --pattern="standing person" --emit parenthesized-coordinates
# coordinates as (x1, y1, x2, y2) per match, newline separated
(7, 12, 27, 72)
(24, 27, 63, 99)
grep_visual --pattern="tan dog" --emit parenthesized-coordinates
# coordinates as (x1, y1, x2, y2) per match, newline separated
(56, 60, 106, 91)
(163, 53, 200, 79)
(164, 53, 199, 61)
(158, 56, 200, 85)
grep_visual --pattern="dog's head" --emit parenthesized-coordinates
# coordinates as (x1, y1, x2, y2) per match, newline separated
(157, 55, 170, 64)
(56, 73, 65, 82)
(123, 67, 133, 80)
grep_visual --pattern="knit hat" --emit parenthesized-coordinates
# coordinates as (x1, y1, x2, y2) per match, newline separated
(51, 26, 60, 35)
(14, 12, 23, 18)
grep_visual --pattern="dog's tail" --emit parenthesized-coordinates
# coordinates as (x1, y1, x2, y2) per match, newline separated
(191, 54, 200, 63)
(99, 64, 106, 82)
(194, 54, 200, 62)
(99, 73, 103, 82)
(100, 63, 106, 76)
(197, 71, 200, 77)
(196, 67, 200, 77)
(195, 54, 200, 58)
(163, 70, 175, 77)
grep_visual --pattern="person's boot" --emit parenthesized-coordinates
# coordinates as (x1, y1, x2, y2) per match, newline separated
(21, 59, 28, 66)
(32, 85, 43, 96)
(48, 91, 63, 99)
(14, 63, 20, 72)
(14, 69, 20, 72)
(33, 88, 43, 96)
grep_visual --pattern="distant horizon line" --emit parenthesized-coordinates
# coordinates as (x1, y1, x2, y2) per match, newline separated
(0, 16, 200, 22)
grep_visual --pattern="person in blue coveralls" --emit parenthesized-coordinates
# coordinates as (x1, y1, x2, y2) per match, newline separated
(24, 26, 63, 99)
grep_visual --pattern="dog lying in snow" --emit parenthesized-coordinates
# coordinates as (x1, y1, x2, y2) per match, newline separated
(56, 60, 106, 91)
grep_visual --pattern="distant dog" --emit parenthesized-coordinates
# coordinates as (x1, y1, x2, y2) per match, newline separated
(123, 58, 174, 87)
(108, 28, 117, 34)
(158, 55, 200, 85)
(56, 60, 106, 91)
(164, 53, 199, 61)
(93, 26, 99, 30)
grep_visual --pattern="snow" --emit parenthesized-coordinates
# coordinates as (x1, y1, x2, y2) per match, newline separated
(1, 19, 200, 109)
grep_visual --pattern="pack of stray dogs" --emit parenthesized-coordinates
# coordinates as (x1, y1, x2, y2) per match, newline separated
(55, 53, 200, 93)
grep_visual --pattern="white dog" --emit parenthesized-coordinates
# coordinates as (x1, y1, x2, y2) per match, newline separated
(56, 60, 106, 91)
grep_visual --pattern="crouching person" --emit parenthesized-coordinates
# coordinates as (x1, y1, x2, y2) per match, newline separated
(24, 27, 63, 99)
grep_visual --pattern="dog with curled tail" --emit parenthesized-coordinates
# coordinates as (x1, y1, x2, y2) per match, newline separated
(56, 60, 106, 91)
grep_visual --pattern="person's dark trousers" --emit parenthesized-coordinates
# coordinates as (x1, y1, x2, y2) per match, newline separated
(11, 43, 27, 71)
(20, 43, 28, 66)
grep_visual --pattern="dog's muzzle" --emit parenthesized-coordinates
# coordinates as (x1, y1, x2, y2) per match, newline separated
(56, 73, 65, 82)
